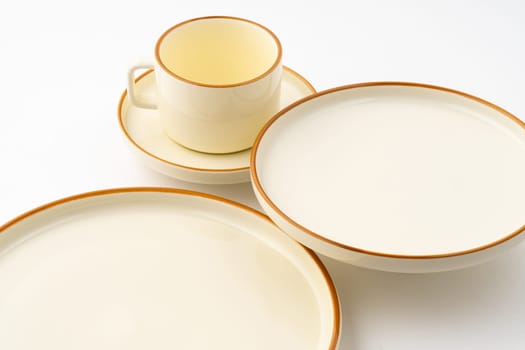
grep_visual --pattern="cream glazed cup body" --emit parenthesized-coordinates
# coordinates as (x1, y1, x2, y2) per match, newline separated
(127, 16, 283, 154)
(156, 62, 282, 154)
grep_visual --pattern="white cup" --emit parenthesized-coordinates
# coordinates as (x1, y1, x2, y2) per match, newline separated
(127, 16, 282, 154)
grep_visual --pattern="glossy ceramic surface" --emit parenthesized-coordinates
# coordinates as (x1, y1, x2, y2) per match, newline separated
(0, 188, 339, 350)
(128, 16, 282, 153)
(252, 82, 525, 273)
(119, 67, 315, 184)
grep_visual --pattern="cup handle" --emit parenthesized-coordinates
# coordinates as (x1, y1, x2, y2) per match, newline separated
(127, 60, 158, 109)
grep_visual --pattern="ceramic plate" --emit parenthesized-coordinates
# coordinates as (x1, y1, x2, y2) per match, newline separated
(119, 67, 315, 184)
(251, 82, 525, 273)
(0, 188, 339, 349)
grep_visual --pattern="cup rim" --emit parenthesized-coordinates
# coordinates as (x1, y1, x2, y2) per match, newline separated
(154, 16, 283, 88)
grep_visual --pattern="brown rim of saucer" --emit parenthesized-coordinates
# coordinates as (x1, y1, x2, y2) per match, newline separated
(0, 187, 341, 350)
(154, 16, 283, 88)
(251, 81, 525, 260)
(119, 67, 315, 173)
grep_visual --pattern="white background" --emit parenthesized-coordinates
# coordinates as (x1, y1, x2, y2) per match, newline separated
(1, 0, 525, 349)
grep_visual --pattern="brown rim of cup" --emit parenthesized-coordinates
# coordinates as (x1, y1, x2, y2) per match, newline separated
(154, 16, 283, 88)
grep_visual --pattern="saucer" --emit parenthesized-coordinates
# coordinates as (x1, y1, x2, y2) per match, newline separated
(0, 188, 340, 349)
(118, 67, 315, 184)
(251, 82, 525, 273)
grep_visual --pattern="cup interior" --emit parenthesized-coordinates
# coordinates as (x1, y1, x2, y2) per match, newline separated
(156, 17, 281, 86)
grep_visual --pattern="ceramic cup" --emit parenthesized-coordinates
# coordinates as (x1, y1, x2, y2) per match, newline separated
(127, 16, 282, 154)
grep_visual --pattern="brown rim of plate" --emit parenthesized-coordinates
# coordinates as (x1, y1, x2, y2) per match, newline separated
(251, 81, 525, 260)
(0, 187, 340, 350)
(154, 16, 282, 88)
(119, 66, 316, 173)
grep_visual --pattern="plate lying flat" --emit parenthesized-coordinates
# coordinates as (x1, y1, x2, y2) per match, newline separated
(252, 82, 525, 273)
(118, 67, 315, 184)
(0, 188, 339, 349)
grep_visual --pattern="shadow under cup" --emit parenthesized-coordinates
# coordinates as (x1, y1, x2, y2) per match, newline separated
(154, 17, 283, 154)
